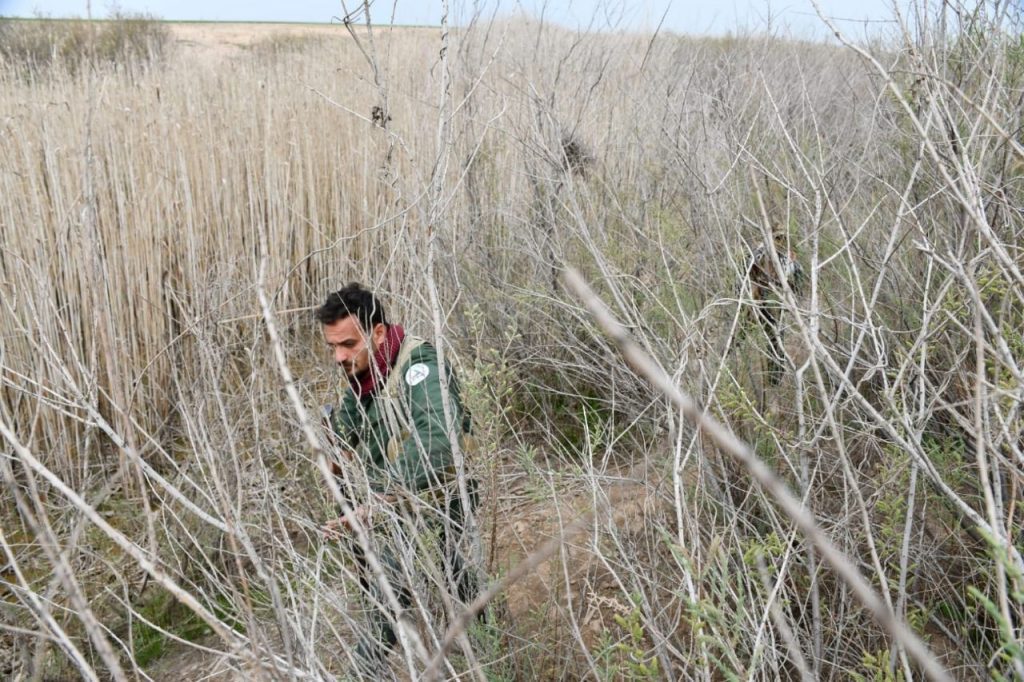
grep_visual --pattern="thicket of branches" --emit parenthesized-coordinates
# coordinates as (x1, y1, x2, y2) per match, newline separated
(0, 1, 1021, 679)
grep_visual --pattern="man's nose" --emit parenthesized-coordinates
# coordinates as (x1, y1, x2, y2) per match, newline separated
(334, 348, 348, 364)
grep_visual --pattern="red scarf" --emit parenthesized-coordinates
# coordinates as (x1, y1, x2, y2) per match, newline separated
(351, 324, 405, 398)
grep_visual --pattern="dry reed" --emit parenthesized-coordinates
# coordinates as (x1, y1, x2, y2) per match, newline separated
(0, 4, 1021, 680)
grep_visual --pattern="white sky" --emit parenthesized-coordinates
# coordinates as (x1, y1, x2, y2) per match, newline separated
(0, 0, 903, 39)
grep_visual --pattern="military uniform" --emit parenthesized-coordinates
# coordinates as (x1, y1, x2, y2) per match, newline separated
(329, 335, 478, 669)
(331, 336, 472, 495)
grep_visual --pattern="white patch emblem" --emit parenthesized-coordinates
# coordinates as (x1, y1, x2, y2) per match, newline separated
(405, 363, 430, 386)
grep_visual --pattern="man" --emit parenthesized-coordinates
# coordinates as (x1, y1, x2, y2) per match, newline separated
(746, 225, 803, 385)
(316, 283, 478, 671)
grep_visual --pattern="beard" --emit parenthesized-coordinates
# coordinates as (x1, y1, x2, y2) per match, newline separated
(341, 349, 373, 380)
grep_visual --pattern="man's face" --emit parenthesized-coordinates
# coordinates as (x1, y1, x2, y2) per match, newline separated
(323, 316, 386, 380)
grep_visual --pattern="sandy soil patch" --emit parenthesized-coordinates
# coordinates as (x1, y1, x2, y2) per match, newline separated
(167, 22, 437, 63)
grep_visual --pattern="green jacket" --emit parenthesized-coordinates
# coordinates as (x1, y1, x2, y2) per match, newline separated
(330, 336, 471, 494)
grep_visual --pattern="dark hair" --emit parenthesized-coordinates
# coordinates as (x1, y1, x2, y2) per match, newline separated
(315, 282, 388, 331)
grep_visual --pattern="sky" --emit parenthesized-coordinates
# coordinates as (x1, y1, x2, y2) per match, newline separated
(0, 0, 903, 39)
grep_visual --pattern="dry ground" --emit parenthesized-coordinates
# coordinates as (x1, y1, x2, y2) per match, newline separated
(167, 21, 437, 64)
(141, 459, 662, 680)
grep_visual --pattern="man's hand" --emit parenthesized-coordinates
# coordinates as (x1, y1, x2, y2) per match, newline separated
(321, 505, 369, 539)
(320, 493, 398, 539)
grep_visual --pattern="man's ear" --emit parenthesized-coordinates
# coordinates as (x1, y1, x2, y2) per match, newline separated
(370, 322, 388, 346)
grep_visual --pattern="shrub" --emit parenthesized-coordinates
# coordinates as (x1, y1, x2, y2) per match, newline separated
(0, 13, 169, 75)
(246, 32, 325, 59)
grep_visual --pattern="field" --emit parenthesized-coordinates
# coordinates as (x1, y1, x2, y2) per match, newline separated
(0, 7, 1022, 681)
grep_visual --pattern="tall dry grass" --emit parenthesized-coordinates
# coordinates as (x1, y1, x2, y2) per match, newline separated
(0, 14, 170, 74)
(0, 3, 1022, 680)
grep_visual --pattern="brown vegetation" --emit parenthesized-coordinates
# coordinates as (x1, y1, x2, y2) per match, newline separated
(0, 5, 1022, 680)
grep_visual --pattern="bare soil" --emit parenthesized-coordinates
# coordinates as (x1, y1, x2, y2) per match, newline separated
(140, 465, 661, 680)
(168, 22, 437, 63)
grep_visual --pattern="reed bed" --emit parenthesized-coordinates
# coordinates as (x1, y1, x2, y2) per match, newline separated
(0, 4, 1021, 680)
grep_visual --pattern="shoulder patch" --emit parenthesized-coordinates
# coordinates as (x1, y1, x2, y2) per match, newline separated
(404, 363, 430, 386)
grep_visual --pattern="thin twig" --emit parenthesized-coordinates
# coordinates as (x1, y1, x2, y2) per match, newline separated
(563, 266, 953, 682)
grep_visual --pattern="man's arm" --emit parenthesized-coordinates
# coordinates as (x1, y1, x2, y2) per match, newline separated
(390, 350, 464, 492)
(322, 398, 366, 502)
